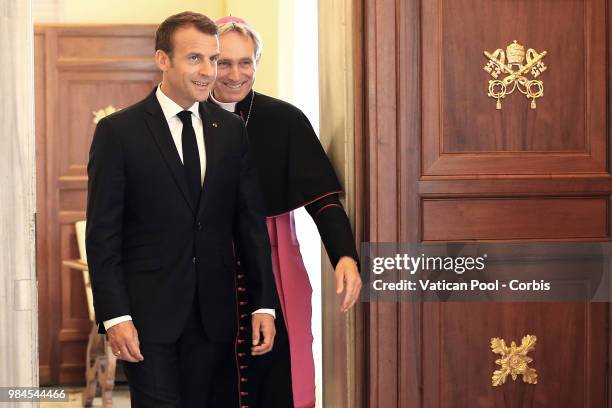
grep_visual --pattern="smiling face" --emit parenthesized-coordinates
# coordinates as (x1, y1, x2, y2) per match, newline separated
(214, 31, 258, 103)
(155, 25, 219, 109)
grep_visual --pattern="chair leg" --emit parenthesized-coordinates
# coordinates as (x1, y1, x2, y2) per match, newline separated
(99, 338, 117, 408)
(82, 324, 101, 407)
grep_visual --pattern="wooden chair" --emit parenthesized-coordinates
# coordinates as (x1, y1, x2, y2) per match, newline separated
(63, 220, 117, 407)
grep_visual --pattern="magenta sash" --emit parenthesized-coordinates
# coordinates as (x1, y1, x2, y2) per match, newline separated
(267, 212, 315, 408)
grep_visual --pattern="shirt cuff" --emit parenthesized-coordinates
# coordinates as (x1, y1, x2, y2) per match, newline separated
(252, 308, 276, 319)
(103, 315, 132, 330)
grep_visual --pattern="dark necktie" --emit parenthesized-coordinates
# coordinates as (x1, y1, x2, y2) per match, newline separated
(177, 110, 201, 206)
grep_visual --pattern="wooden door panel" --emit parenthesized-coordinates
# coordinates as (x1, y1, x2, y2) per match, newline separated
(422, 302, 606, 408)
(57, 72, 158, 175)
(440, 0, 587, 153)
(422, 197, 609, 241)
(57, 31, 154, 59)
(422, 0, 606, 175)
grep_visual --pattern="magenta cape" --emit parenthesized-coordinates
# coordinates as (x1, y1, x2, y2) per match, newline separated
(268, 212, 315, 408)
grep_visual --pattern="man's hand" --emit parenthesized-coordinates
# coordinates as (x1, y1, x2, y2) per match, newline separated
(107, 320, 144, 362)
(251, 313, 276, 356)
(335, 256, 362, 312)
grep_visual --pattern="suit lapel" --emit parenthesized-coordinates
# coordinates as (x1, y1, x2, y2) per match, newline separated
(197, 102, 221, 219)
(144, 92, 196, 214)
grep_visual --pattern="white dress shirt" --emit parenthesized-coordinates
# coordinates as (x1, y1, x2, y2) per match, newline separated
(155, 84, 207, 183)
(103, 85, 274, 331)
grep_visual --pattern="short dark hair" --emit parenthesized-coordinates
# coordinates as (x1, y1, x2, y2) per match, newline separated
(155, 11, 218, 56)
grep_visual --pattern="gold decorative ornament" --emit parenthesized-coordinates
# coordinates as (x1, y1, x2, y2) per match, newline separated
(92, 105, 120, 124)
(483, 41, 547, 110)
(490, 334, 538, 386)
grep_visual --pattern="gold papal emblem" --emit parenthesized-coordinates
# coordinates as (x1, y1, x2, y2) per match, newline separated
(483, 41, 547, 110)
(490, 335, 538, 386)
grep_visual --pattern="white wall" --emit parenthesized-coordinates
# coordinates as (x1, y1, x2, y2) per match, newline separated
(34, 0, 224, 23)
(289, 0, 323, 406)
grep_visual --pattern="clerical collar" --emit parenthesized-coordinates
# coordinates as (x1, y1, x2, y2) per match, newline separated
(209, 92, 237, 113)
(210, 90, 255, 125)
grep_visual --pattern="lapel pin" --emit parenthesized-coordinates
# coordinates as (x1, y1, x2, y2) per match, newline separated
(212, 122, 218, 128)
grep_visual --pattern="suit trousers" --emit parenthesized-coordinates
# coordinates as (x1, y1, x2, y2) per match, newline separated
(122, 296, 238, 408)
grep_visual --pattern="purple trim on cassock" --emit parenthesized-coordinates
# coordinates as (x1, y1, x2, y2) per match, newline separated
(267, 190, 343, 218)
(315, 203, 342, 217)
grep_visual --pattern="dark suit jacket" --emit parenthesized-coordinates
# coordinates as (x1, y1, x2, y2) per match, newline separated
(86, 89, 275, 343)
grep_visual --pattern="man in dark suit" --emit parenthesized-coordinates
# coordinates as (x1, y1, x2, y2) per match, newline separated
(86, 11, 276, 407)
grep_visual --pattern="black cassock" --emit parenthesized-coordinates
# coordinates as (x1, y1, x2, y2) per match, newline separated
(213, 90, 359, 408)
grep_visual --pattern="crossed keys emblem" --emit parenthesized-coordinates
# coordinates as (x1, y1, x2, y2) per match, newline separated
(483, 40, 547, 110)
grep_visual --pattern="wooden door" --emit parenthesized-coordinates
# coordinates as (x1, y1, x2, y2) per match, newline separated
(360, 0, 610, 406)
(35, 25, 161, 384)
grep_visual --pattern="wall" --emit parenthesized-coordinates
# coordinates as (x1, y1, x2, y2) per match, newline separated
(60, 0, 224, 24)
(0, 0, 38, 400)
(33, 0, 288, 98)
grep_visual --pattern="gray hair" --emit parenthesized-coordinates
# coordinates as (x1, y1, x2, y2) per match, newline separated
(217, 21, 263, 61)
